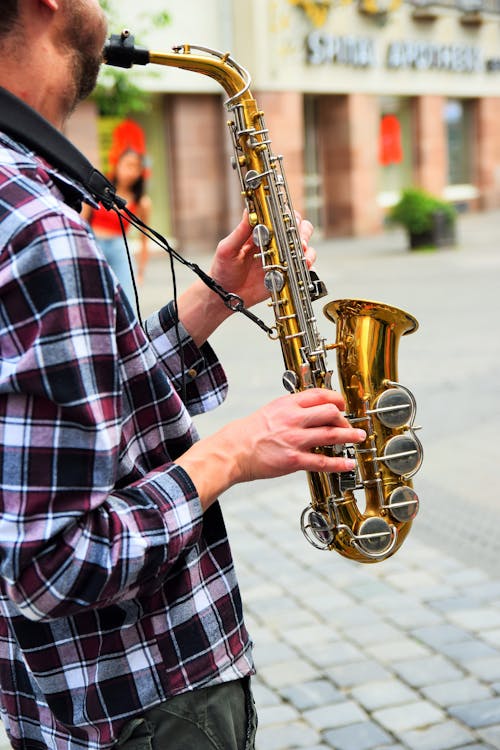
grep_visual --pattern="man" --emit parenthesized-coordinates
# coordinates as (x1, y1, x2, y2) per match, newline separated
(0, 2, 366, 749)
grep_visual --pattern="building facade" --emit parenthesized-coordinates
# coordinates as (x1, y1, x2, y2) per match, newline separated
(68, 0, 500, 248)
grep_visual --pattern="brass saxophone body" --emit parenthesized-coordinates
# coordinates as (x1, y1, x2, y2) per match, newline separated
(105, 34, 423, 563)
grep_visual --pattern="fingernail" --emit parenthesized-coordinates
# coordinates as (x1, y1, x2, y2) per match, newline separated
(346, 459, 357, 470)
(357, 430, 367, 441)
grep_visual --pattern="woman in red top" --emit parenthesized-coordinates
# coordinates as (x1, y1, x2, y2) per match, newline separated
(83, 149, 151, 310)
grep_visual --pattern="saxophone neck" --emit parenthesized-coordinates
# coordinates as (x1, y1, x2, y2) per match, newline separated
(104, 32, 252, 104)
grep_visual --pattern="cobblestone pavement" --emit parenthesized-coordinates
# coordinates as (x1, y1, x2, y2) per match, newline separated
(0, 211, 498, 749)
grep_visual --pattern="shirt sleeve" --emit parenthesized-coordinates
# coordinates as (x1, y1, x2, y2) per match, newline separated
(144, 302, 228, 416)
(0, 195, 213, 622)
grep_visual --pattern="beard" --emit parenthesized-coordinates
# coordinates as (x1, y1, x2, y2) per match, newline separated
(59, 0, 108, 110)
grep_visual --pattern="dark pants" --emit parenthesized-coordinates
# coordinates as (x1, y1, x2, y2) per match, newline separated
(116, 679, 257, 750)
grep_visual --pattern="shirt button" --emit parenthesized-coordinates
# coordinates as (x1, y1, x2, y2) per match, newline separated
(187, 368, 197, 378)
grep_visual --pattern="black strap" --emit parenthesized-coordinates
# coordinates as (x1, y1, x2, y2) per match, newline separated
(0, 86, 124, 210)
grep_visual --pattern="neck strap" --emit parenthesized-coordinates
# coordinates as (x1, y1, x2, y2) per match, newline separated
(0, 87, 124, 210)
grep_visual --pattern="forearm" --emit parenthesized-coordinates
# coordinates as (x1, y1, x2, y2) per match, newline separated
(176, 278, 233, 346)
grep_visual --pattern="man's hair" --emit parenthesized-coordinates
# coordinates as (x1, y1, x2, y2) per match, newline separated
(0, 0, 19, 41)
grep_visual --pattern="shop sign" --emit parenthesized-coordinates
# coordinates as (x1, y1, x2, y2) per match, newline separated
(307, 31, 376, 67)
(307, 31, 483, 73)
(387, 41, 481, 72)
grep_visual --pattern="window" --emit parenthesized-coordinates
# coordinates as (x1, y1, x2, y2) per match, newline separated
(444, 99, 473, 185)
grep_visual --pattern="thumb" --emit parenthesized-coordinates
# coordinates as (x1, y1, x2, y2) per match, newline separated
(217, 210, 253, 258)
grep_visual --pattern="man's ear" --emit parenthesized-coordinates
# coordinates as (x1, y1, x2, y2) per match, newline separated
(38, 0, 59, 10)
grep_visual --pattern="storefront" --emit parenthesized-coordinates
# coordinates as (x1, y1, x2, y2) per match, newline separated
(69, 0, 500, 246)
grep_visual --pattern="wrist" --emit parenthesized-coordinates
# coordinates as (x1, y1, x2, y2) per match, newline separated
(177, 280, 232, 346)
(174, 426, 243, 511)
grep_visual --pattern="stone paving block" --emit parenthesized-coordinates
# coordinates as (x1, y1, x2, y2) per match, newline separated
(464, 656, 500, 682)
(283, 624, 341, 648)
(255, 720, 321, 750)
(429, 597, 481, 614)
(448, 697, 500, 728)
(409, 584, 458, 602)
(348, 580, 397, 602)
(392, 655, 464, 688)
(411, 624, 474, 649)
(258, 658, 320, 689)
(386, 606, 443, 629)
(297, 640, 364, 668)
(256, 703, 300, 728)
(303, 700, 367, 730)
(384, 570, 442, 592)
(439, 640, 499, 664)
(365, 637, 431, 663)
(373, 700, 444, 733)
(322, 720, 392, 750)
(325, 658, 392, 688)
(328, 604, 380, 629)
(256, 605, 319, 630)
(253, 641, 299, 668)
(369, 593, 421, 613)
(444, 568, 489, 587)
(279, 680, 344, 710)
(477, 724, 500, 747)
(347, 621, 402, 646)
(482, 628, 500, 648)
(350, 679, 419, 711)
(244, 582, 287, 603)
(421, 677, 492, 707)
(447, 608, 500, 631)
(462, 581, 500, 602)
(252, 680, 283, 708)
(398, 720, 475, 750)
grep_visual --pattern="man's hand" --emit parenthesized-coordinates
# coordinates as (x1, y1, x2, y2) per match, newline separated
(175, 389, 367, 511)
(176, 211, 315, 346)
(208, 210, 316, 310)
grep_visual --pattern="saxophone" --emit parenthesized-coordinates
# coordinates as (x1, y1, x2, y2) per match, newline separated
(104, 32, 423, 563)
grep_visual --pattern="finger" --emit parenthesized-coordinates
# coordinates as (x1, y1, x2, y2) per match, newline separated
(300, 425, 367, 449)
(304, 247, 317, 268)
(299, 218, 314, 245)
(293, 388, 346, 412)
(304, 452, 358, 474)
(298, 402, 350, 430)
(217, 211, 253, 258)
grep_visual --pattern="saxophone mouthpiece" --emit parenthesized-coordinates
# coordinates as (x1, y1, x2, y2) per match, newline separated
(104, 31, 150, 68)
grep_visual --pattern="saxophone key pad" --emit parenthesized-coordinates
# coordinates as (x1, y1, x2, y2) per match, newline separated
(300, 508, 334, 549)
(264, 269, 285, 293)
(252, 223, 271, 249)
(381, 434, 421, 476)
(356, 517, 394, 555)
(373, 387, 413, 428)
(386, 486, 419, 523)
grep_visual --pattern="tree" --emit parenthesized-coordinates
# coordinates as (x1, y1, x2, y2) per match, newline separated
(92, 3, 171, 117)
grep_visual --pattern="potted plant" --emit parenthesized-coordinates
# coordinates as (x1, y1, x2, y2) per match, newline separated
(389, 187, 457, 250)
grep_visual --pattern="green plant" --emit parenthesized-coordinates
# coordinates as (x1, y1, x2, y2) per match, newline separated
(389, 187, 456, 235)
(92, 4, 171, 117)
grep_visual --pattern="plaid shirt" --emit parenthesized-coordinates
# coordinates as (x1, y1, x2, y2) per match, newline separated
(0, 131, 253, 750)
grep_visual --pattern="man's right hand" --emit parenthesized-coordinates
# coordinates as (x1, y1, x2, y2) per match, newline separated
(175, 388, 367, 511)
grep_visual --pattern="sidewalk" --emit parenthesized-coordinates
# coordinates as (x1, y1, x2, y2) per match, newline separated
(0, 210, 498, 750)
(196, 210, 500, 750)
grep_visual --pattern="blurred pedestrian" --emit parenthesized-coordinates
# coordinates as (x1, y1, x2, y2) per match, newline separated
(83, 148, 151, 306)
